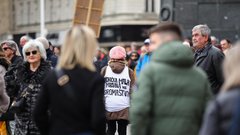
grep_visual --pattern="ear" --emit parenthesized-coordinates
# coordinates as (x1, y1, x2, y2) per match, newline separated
(204, 35, 209, 42)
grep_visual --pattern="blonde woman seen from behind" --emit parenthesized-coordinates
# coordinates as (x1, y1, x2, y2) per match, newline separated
(200, 43, 240, 135)
(34, 25, 106, 135)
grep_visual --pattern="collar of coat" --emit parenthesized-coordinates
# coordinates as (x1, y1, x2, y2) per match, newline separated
(195, 43, 212, 57)
(17, 59, 51, 84)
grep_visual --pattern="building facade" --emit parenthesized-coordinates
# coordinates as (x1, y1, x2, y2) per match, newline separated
(1, 0, 239, 46)
(0, 0, 160, 46)
(99, 0, 160, 46)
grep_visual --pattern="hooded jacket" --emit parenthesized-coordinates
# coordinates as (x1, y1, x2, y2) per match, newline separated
(130, 41, 212, 135)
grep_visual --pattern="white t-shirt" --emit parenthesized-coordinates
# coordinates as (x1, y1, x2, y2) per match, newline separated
(104, 66, 131, 112)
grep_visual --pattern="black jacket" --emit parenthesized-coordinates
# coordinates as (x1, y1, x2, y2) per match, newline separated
(1, 55, 22, 122)
(34, 66, 106, 135)
(5, 60, 51, 135)
(194, 43, 224, 94)
(199, 87, 240, 135)
(46, 49, 58, 68)
(7, 60, 51, 135)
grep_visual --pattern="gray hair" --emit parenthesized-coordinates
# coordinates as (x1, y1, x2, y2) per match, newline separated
(20, 35, 31, 41)
(22, 40, 47, 61)
(36, 37, 49, 50)
(192, 24, 211, 36)
(0, 40, 21, 56)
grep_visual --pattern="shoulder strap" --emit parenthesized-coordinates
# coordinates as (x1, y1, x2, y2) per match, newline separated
(55, 69, 76, 102)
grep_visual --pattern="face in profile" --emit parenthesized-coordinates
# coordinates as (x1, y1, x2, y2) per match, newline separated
(25, 47, 41, 64)
(149, 33, 163, 52)
(2, 44, 14, 58)
(20, 39, 27, 47)
(192, 30, 208, 49)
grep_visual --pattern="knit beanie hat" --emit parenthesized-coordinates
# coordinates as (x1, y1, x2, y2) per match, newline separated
(109, 46, 126, 59)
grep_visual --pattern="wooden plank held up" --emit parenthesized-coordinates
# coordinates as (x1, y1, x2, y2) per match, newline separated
(73, 0, 105, 37)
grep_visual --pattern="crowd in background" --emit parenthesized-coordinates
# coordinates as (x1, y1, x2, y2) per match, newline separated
(0, 22, 238, 135)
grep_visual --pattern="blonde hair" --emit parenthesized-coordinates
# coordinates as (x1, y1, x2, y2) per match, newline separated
(221, 43, 240, 91)
(57, 25, 97, 71)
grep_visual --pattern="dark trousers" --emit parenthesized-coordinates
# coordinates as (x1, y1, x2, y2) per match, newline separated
(106, 120, 128, 135)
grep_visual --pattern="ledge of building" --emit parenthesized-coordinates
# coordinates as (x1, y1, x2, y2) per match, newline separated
(101, 13, 159, 26)
(12, 21, 72, 34)
(99, 41, 144, 47)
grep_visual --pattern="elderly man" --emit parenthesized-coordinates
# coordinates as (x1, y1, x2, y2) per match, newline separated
(192, 24, 224, 94)
(20, 35, 30, 47)
(19, 35, 31, 56)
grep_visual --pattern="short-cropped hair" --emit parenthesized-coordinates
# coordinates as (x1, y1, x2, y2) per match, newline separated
(222, 39, 231, 44)
(149, 22, 183, 40)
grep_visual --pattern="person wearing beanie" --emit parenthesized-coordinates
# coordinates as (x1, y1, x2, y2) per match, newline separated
(101, 46, 135, 135)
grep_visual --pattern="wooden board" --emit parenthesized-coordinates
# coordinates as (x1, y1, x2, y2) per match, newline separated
(73, 0, 104, 37)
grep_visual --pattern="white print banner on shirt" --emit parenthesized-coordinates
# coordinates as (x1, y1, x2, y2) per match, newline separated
(104, 77, 130, 97)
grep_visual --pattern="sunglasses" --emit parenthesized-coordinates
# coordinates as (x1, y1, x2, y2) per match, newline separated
(25, 50, 38, 56)
(3, 47, 11, 51)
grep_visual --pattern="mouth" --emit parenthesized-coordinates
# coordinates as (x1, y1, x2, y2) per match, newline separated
(29, 57, 35, 60)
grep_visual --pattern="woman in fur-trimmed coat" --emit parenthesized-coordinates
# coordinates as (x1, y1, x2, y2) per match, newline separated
(5, 40, 51, 135)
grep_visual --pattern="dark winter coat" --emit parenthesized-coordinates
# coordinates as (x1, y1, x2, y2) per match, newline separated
(46, 49, 58, 68)
(34, 66, 106, 135)
(200, 87, 240, 135)
(6, 60, 51, 135)
(194, 43, 225, 94)
(10, 55, 22, 66)
(5, 55, 23, 100)
(229, 93, 240, 135)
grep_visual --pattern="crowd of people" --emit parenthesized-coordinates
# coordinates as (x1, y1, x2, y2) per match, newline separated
(0, 22, 238, 135)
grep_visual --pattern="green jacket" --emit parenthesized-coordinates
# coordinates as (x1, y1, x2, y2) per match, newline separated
(130, 41, 212, 135)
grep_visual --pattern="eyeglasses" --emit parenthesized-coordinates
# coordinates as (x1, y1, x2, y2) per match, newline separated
(25, 50, 38, 56)
(2, 47, 11, 51)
